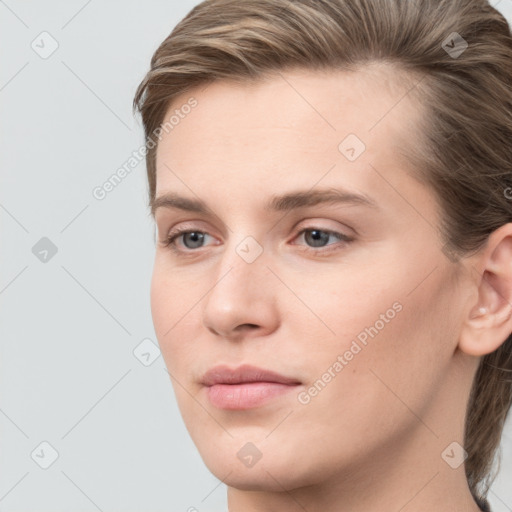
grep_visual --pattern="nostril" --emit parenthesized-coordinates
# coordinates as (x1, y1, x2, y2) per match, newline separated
(235, 323, 259, 333)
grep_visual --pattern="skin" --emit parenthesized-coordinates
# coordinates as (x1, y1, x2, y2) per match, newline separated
(150, 64, 512, 512)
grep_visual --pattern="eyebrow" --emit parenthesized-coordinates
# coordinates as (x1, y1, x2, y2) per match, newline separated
(151, 187, 380, 217)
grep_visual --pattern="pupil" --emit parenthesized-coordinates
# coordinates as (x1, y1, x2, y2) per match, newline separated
(184, 232, 204, 249)
(307, 230, 328, 247)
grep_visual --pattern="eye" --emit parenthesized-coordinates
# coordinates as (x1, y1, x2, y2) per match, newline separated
(292, 227, 354, 254)
(163, 228, 214, 252)
(161, 226, 354, 256)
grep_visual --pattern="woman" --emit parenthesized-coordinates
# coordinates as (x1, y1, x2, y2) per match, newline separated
(133, 0, 512, 510)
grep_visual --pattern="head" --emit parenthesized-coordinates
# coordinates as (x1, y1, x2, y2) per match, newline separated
(134, 0, 512, 505)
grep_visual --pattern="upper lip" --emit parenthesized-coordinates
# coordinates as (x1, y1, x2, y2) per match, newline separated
(201, 364, 301, 386)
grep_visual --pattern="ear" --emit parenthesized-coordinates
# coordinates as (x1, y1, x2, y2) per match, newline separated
(459, 222, 512, 357)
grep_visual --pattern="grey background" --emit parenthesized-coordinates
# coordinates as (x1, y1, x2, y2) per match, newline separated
(1, 1, 511, 511)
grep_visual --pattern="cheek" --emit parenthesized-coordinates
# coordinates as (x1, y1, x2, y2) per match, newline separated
(286, 312, 428, 469)
(150, 256, 201, 336)
(293, 268, 454, 436)
(282, 266, 405, 363)
(150, 258, 213, 389)
(149, 263, 170, 339)
(150, 262, 189, 365)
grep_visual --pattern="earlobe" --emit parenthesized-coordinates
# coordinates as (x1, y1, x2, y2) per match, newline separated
(458, 223, 512, 357)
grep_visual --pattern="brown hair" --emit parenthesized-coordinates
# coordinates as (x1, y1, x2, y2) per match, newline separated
(133, 0, 512, 502)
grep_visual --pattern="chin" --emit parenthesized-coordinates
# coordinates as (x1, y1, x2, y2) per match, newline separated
(197, 442, 321, 493)
(211, 464, 299, 492)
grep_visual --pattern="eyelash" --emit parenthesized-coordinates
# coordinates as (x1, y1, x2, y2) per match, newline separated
(162, 226, 354, 256)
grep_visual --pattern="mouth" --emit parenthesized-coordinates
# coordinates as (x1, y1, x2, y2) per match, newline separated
(201, 364, 302, 410)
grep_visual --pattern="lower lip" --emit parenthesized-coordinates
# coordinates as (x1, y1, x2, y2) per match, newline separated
(206, 382, 300, 409)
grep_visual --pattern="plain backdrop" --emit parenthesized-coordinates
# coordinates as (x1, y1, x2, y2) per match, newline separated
(1, 1, 512, 511)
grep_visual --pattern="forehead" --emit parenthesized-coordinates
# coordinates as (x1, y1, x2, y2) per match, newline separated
(154, 65, 425, 211)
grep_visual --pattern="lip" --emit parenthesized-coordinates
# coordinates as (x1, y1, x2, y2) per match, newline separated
(201, 364, 301, 386)
(201, 364, 302, 410)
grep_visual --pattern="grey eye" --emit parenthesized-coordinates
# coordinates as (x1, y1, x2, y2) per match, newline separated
(182, 232, 206, 249)
(303, 229, 333, 247)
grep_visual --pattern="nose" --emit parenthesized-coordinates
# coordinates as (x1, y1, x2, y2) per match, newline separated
(201, 245, 280, 341)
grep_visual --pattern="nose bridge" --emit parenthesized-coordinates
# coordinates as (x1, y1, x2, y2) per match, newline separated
(209, 234, 267, 304)
(201, 233, 276, 337)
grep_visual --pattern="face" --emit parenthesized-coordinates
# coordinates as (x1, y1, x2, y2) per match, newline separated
(150, 65, 470, 493)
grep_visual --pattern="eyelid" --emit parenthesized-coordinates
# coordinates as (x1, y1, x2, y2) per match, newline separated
(161, 220, 215, 242)
(290, 226, 354, 256)
(293, 218, 356, 237)
(161, 221, 355, 255)
(162, 224, 218, 251)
